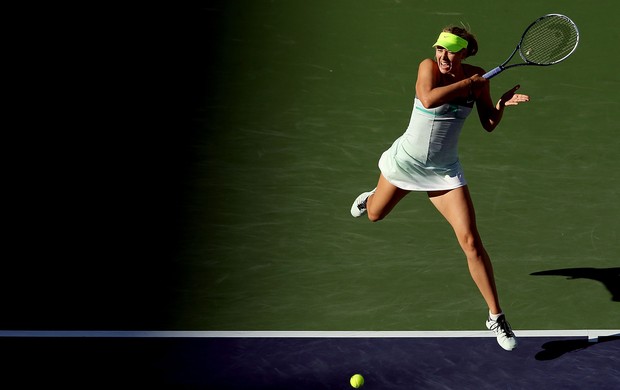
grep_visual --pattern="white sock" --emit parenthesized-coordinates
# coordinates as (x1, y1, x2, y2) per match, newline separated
(489, 311, 503, 321)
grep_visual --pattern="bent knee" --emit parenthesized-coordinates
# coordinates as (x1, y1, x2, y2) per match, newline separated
(368, 213, 385, 222)
(367, 210, 385, 222)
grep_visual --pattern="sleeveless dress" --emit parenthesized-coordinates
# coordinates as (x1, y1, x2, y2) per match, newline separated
(378, 97, 474, 191)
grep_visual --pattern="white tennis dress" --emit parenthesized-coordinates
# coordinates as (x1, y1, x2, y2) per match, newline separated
(378, 97, 473, 191)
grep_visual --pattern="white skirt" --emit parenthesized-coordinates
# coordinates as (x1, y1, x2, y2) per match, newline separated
(378, 136, 467, 191)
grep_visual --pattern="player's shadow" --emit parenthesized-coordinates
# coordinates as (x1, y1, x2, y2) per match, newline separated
(535, 335, 620, 361)
(530, 267, 620, 302)
(530, 267, 619, 360)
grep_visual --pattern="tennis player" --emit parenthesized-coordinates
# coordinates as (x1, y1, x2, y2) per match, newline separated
(351, 26, 529, 351)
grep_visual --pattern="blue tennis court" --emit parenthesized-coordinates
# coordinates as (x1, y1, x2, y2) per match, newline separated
(1, 331, 619, 388)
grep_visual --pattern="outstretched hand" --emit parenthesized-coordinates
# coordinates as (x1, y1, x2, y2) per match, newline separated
(500, 84, 530, 107)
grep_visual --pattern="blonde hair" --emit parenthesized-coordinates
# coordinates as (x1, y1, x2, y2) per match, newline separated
(442, 26, 478, 58)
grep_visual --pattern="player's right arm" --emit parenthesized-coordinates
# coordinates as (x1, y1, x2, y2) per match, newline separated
(415, 59, 477, 109)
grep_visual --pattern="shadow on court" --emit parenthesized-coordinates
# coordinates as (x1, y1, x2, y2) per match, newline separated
(531, 267, 620, 302)
(535, 335, 620, 361)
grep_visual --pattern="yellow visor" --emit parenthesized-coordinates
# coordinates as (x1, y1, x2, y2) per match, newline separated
(432, 32, 468, 52)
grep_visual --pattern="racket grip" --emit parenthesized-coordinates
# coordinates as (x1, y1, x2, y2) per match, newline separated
(482, 66, 504, 79)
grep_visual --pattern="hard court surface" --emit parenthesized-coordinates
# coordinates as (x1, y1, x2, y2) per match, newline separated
(3, 1, 619, 388)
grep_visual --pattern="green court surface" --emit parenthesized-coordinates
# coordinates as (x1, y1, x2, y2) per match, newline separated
(165, 0, 619, 331)
(4, 1, 618, 332)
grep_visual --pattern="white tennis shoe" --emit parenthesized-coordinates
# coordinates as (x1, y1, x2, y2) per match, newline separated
(486, 314, 517, 351)
(350, 189, 376, 218)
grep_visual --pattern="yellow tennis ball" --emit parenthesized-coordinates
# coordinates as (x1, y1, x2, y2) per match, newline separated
(350, 374, 364, 388)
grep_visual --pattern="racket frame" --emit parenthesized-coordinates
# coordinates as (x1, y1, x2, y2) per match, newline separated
(483, 13, 579, 79)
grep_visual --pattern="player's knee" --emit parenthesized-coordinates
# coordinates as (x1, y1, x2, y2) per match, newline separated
(459, 232, 481, 256)
(367, 209, 384, 222)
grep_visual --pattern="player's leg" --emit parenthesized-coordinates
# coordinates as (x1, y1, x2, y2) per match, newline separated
(427, 186, 500, 312)
(428, 186, 517, 350)
(351, 174, 409, 222)
(366, 174, 409, 222)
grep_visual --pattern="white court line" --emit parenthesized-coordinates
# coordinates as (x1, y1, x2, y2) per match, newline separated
(0, 330, 618, 339)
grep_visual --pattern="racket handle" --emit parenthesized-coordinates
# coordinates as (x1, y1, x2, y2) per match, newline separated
(482, 66, 504, 79)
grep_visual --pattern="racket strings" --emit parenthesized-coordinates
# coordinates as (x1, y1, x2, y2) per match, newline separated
(520, 16, 578, 65)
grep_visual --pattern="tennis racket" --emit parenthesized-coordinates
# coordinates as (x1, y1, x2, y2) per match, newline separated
(483, 14, 579, 79)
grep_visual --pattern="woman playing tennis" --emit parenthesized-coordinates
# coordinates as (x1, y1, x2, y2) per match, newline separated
(351, 26, 529, 351)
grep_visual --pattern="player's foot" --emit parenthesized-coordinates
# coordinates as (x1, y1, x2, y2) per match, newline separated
(486, 314, 517, 351)
(350, 188, 376, 218)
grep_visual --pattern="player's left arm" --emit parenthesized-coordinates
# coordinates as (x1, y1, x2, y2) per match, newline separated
(475, 72, 530, 132)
